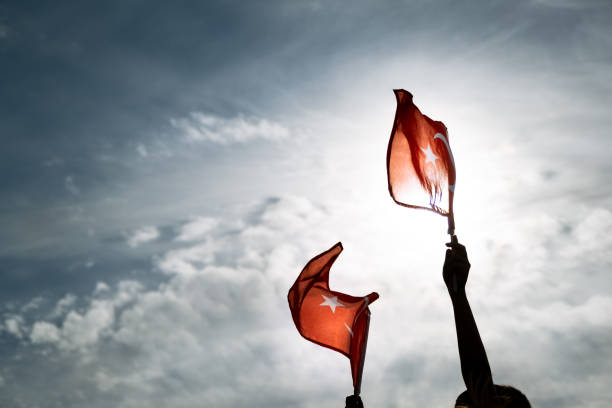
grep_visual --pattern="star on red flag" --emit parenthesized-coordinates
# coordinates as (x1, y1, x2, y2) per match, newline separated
(288, 242, 378, 393)
(386, 89, 457, 234)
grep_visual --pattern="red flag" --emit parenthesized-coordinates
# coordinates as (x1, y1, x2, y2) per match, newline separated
(387, 89, 457, 234)
(288, 242, 378, 393)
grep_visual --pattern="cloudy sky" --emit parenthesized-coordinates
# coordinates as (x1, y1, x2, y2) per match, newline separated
(1, 1, 611, 407)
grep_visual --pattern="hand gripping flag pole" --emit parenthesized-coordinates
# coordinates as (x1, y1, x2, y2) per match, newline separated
(387, 89, 457, 238)
(288, 243, 379, 398)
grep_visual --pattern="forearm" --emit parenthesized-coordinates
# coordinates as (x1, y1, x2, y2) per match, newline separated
(450, 290, 493, 396)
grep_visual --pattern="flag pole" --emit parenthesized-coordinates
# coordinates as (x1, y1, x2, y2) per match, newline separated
(447, 186, 456, 237)
(353, 309, 371, 396)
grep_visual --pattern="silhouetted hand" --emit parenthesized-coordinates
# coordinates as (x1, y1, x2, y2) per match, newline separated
(345, 395, 364, 408)
(443, 236, 470, 296)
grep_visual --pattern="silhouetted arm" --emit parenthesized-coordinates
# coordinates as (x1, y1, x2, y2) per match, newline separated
(443, 238, 493, 405)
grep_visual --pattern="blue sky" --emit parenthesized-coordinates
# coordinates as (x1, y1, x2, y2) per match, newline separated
(1, 1, 611, 407)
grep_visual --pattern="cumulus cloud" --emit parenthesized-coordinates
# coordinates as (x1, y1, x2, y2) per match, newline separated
(31, 281, 143, 352)
(170, 113, 289, 144)
(13, 197, 352, 406)
(4, 316, 25, 339)
(6, 193, 611, 407)
(31, 300, 114, 351)
(175, 216, 218, 242)
(94, 282, 110, 294)
(126, 226, 160, 248)
(51, 293, 77, 318)
(30, 321, 61, 344)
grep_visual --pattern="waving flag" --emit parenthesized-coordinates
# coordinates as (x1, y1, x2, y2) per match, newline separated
(387, 89, 457, 234)
(288, 242, 379, 395)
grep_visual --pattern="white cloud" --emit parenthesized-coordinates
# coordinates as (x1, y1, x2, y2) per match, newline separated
(126, 226, 159, 248)
(4, 316, 25, 339)
(94, 282, 110, 294)
(175, 216, 218, 242)
(170, 113, 289, 144)
(64, 175, 80, 196)
(58, 301, 114, 351)
(21, 296, 44, 312)
(136, 144, 148, 157)
(30, 321, 61, 344)
(518, 295, 612, 332)
(30, 282, 143, 352)
(13, 197, 352, 406)
(51, 293, 77, 317)
(4, 193, 612, 407)
(31, 301, 114, 352)
(113, 280, 143, 308)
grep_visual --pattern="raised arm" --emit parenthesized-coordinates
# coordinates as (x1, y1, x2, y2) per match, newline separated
(443, 238, 494, 406)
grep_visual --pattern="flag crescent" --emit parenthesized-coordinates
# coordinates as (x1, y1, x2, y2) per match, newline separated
(433, 132, 456, 192)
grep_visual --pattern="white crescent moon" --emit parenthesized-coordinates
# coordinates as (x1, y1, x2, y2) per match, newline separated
(433, 132, 456, 192)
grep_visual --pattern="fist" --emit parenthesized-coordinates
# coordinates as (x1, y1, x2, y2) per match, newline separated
(345, 395, 364, 408)
(443, 237, 470, 295)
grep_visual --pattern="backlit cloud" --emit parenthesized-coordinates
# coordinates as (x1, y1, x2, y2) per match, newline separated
(171, 113, 289, 144)
(175, 216, 218, 242)
(126, 226, 160, 248)
(2, 194, 610, 407)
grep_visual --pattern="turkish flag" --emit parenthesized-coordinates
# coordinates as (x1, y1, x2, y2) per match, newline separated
(288, 242, 379, 391)
(387, 89, 456, 232)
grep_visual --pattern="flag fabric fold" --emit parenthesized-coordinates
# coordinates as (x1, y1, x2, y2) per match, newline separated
(288, 242, 378, 391)
(386, 89, 456, 233)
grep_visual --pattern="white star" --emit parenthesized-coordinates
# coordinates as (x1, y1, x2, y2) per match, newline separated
(320, 295, 344, 313)
(420, 143, 439, 168)
(344, 322, 354, 337)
